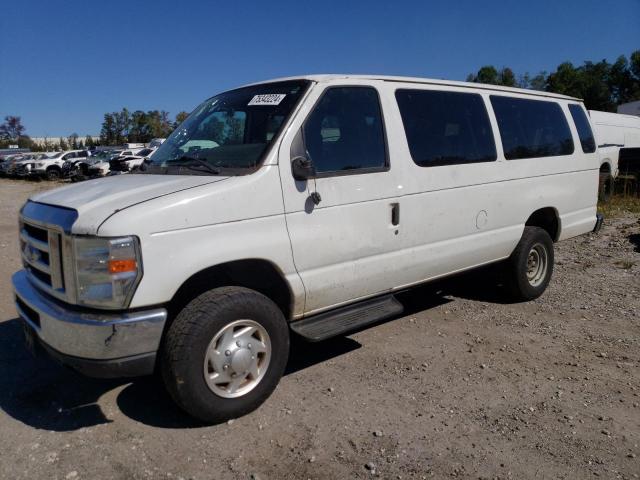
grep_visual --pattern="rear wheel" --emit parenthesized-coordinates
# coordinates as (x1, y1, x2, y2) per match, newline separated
(161, 287, 289, 423)
(504, 226, 554, 301)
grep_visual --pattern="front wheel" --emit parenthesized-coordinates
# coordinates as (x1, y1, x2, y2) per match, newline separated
(46, 168, 61, 181)
(161, 287, 290, 423)
(504, 226, 554, 301)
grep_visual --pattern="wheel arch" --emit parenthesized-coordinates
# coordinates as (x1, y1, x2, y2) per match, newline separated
(599, 161, 612, 174)
(167, 258, 294, 323)
(525, 207, 561, 242)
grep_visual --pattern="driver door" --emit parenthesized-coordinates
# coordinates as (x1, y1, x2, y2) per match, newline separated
(279, 82, 406, 315)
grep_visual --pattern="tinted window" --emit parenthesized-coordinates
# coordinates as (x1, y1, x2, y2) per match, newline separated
(395, 89, 497, 167)
(490, 96, 574, 160)
(568, 104, 596, 153)
(303, 87, 386, 174)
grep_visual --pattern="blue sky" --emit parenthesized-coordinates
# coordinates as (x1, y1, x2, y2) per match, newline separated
(1, 0, 638, 137)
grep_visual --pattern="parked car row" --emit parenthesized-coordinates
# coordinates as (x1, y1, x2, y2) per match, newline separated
(0, 142, 163, 181)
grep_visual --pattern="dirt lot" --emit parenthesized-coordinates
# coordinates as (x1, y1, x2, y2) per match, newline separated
(0, 178, 639, 480)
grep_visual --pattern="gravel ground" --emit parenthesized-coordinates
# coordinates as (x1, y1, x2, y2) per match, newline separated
(0, 178, 639, 480)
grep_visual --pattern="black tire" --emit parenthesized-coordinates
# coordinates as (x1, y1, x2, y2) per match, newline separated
(504, 226, 554, 301)
(46, 168, 61, 181)
(161, 287, 289, 423)
(598, 173, 613, 203)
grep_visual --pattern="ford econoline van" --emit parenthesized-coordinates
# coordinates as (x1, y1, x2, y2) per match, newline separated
(13, 75, 602, 422)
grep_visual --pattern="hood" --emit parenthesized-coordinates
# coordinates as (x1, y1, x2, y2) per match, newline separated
(30, 174, 230, 234)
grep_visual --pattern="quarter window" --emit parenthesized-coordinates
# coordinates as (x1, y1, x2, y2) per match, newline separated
(395, 89, 497, 167)
(568, 104, 596, 153)
(490, 96, 574, 160)
(303, 87, 387, 174)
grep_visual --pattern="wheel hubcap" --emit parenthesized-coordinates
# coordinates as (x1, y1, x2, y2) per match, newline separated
(526, 243, 548, 287)
(203, 319, 271, 398)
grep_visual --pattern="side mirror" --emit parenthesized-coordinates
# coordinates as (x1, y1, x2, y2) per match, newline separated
(291, 156, 316, 181)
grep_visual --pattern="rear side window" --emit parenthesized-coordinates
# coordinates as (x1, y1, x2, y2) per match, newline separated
(568, 104, 596, 153)
(490, 96, 574, 160)
(395, 89, 497, 167)
(303, 87, 387, 175)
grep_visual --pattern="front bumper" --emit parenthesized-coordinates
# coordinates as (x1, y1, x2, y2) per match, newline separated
(12, 270, 167, 378)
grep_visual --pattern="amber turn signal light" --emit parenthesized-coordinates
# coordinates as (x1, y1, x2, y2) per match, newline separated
(108, 259, 137, 274)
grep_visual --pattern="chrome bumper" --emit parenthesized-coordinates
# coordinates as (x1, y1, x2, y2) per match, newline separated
(12, 270, 167, 363)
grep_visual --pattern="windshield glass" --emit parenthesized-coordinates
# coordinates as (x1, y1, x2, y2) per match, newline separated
(147, 80, 310, 175)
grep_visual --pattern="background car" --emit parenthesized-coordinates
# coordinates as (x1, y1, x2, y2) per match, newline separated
(14, 153, 52, 177)
(64, 149, 121, 180)
(31, 150, 88, 180)
(108, 147, 156, 173)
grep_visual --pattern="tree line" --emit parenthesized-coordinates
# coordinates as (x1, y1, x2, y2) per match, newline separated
(466, 50, 640, 111)
(99, 109, 189, 145)
(0, 109, 189, 151)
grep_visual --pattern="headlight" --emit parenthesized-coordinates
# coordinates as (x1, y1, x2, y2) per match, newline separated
(73, 236, 142, 309)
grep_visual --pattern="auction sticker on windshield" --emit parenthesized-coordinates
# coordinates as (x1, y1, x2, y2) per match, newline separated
(248, 94, 286, 106)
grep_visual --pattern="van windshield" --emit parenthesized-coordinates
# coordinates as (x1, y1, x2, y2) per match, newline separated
(145, 80, 310, 175)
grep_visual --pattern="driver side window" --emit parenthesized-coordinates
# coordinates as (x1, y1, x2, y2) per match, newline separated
(302, 87, 387, 175)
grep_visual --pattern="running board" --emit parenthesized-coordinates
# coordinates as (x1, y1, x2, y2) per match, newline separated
(290, 295, 404, 342)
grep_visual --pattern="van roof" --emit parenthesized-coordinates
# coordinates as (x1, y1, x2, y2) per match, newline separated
(245, 74, 581, 102)
(588, 109, 640, 128)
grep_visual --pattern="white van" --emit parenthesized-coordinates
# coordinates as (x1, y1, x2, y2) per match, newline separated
(589, 110, 640, 198)
(13, 75, 601, 422)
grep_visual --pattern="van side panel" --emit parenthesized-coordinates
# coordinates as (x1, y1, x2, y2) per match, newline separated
(373, 82, 599, 301)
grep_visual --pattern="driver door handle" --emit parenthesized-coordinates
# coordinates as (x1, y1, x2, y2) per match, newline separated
(391, 203, 400, 226)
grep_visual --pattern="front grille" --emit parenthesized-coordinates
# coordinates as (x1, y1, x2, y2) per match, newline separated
(23, 223, 48, 242)
(20, 218, 69, 302)
(16, 296, 40, 327)
(19, 201, 79, 304)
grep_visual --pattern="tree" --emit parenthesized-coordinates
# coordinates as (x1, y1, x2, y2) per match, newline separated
(500, 68, 516, 87)
(146, 110, 173, 138)
(546, 60, 615, 111)
(113, 108, 131, 144)
(517, 72, 547, 90)
(129, 110, 150, 143)
(68, 133, 79, 149)
(471, 66, 499, 85)
(85, 135, 95, 148)
(174, 111, 189, 128)
(581, 60, 616, 111)
(630, 50, 640, 79)
(467, 66, 518, 87)
(100, 113, 117, 145)
(546, 62, 584, 98)
(0, 116, 26, 140)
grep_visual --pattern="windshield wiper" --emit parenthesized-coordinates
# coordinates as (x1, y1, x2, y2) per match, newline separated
(168, 156, 221, 175)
